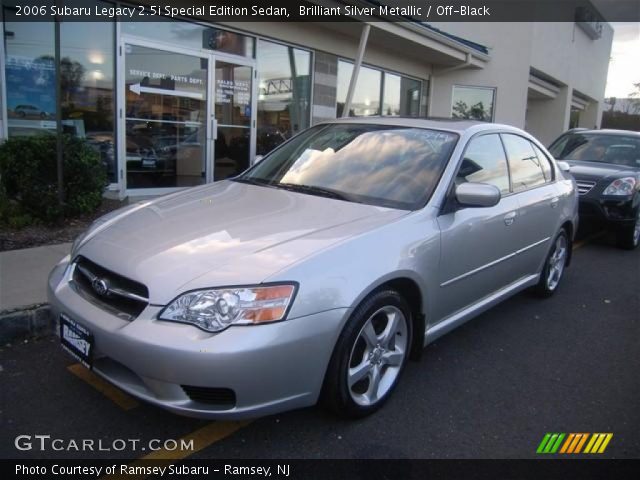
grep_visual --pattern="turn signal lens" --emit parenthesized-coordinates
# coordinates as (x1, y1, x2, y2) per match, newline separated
(158, 284, 296, 333)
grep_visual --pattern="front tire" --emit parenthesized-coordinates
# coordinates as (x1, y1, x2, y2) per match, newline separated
(616, 209, 640, 250)
(535, 230, 569, 297)
(321, 290, 412, 418)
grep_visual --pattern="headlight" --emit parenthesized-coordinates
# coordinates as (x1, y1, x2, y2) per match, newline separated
(158, 284, 297, 333)
(603, 177, 637, 196)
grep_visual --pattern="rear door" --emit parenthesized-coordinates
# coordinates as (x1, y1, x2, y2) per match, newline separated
(501, 134, 561, 276)
(435, 133, 521, 321)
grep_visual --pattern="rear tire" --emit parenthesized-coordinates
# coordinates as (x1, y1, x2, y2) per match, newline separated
(616, 209, 640, 250)
(534, 230, 569, 297)
(321, 290, 412, 418)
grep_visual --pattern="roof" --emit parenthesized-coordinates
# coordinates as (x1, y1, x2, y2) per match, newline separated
(567, 129, 640, 137)
(362, 0, 489, 55)
(326, 116, 516, 134)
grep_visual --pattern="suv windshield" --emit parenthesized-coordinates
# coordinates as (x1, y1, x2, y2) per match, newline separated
(549, 132, 640, 168)
(235, 124, 458, 210)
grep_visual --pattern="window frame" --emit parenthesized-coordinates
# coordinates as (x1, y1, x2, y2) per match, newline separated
(451, 85, 497, 122)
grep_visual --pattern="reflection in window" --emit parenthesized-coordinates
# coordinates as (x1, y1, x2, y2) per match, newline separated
(336, 61, 381, 117)
(122, 22, 254, 57)
(383, 73, 421, 117)
(452, 86, 495, 122)
(457, 134, 510, 194)
(256, 40, 311, 155)
(502, 134, 546, 192)
(61, 5, 116, 183)
(3, 7, 56, 137)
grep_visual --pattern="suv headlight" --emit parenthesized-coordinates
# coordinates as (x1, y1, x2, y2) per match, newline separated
(158, 284, 297, 333)
(603, 177, 637, 196)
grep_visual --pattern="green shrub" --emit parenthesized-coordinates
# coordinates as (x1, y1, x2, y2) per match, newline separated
(0, 134, 107, 225)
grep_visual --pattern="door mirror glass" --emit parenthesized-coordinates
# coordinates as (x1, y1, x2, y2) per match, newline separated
(556, 161, 571, 173)
(455, 182, 501, 208)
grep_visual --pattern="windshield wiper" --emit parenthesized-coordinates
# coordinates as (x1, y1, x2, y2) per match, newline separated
(233, 177, 273, 187)
(275, 183, 356, 202)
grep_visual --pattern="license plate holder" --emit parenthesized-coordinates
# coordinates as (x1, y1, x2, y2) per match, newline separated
(60, 314, 94, 369)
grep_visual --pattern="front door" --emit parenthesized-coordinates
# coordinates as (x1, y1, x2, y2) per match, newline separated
(212, 58, 255, 180)
(120, 39, 256, 195)
(122, 41, 209, 194)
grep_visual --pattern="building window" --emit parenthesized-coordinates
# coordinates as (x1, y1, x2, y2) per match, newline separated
(337, 60, 422, 118)
(336, 61, 381, 117)
(122, 22, 254, 58)
(60, 5, 116, 183)
(256, 39, 311, 155)
(3, 7, 56, 137)
(452, 85, 496, 122)
(383, 73, 421, 117)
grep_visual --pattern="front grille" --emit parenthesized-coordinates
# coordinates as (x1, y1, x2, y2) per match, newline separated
(71, 256, 149, 320)
(181, 386, 236, 409)
(576, 180, 596, 195)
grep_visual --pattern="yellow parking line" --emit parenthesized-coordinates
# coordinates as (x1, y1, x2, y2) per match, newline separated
(101, 421, 250, 480)
(67, 363, 139, 410)
(573, 232, 605, 250)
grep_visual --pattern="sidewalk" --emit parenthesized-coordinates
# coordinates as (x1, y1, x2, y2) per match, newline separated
(0, 243, 71, 311)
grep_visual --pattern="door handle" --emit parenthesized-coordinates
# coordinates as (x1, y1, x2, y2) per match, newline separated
(550, 197, 559, 209)
(504, 211, 517, 226)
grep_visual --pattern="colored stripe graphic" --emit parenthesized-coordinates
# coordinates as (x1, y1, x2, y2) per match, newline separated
(538, 433, 613, 454)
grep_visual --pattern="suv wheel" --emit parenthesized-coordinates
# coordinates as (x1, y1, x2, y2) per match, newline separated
(616, 209, 640, 250)
(535, 230, 569, 297)
(322, 290, 412, 418)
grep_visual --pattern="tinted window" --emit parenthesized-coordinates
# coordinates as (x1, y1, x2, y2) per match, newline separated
(451, 86, 495, 122)
(238, 124, 458, 210)
(549, 133, 640, 168)
(456, 134, 510, 194)
(502, 134, 546, 192)
(336, 62, 381, 117)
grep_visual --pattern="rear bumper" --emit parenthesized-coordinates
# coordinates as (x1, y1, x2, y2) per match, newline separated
(48, 257, 349, 419)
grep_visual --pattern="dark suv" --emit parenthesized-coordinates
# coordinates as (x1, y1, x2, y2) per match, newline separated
(549, 129, 640, 249)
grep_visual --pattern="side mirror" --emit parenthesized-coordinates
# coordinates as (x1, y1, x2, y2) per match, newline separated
(556, 161, 571, 173)
(253, 155, 264, 165)
(455, 182, 501, 208)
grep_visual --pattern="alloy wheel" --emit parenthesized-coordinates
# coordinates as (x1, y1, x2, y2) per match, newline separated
(546, 235, 567, 291)
(347, 305, 408, 406)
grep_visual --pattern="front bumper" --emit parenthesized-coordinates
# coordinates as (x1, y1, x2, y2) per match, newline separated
(48, 257, 349, 419)
(578, 195, 638, 228)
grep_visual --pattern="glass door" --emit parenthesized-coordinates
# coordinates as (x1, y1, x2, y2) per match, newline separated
(212, 58, 254, 180)
(122, 41, 208, 192)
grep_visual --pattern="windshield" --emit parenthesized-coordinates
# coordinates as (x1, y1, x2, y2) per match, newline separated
(549, 133, 640, 168)
(235, 124, 458, 210)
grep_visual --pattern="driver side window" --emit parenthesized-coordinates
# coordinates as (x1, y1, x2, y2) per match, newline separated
(456, 134, 510, 194)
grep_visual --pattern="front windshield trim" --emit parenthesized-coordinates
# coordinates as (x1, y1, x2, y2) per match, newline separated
(233, 123, 460, 211)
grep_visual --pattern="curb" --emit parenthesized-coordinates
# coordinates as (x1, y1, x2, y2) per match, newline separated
(0, 303, 55, 344)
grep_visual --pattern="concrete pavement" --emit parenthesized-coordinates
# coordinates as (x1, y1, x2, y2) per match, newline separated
(0, 243, 70, 311)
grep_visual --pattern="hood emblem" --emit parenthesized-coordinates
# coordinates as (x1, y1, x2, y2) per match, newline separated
(91, 278, 110, 296)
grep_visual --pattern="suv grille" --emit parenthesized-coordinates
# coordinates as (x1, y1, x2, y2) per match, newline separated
(576, 180, 596, 195)
(71, 256, 149, 320)
(181, 386, 236, 409)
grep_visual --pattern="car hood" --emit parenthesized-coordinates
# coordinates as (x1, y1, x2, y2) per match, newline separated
(565, 160, 638, 182)
(78, 181, 407, 304)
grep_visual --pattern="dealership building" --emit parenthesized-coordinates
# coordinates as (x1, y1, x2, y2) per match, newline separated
(0, 1, 613, 198)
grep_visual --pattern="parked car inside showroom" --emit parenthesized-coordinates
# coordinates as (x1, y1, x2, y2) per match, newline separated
(49, 118, 578, 419)
(549, 129, 640, 249)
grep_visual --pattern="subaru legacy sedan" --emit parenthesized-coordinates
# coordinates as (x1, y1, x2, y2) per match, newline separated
(49, 118, 578, 419)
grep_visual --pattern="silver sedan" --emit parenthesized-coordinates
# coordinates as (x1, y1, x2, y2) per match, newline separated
(49, 118, 578, 419)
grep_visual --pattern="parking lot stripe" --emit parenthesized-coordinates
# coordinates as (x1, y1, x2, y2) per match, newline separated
(101, 421, 250, 480)
(67, 363, 139, 410)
